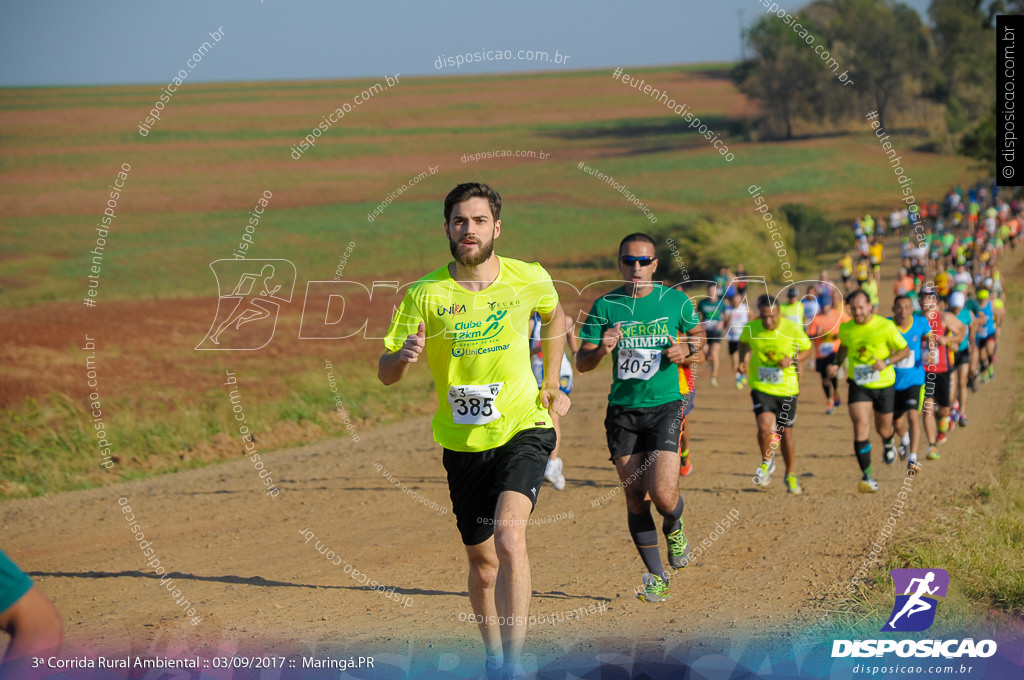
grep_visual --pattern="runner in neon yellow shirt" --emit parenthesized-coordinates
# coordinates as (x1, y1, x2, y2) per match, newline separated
(385, 256, 559, 452)
(779, 288, 805, 326)
(738, 294, 812, 495)
(380, 183, 569, 679)
(828, 289, 910, 493)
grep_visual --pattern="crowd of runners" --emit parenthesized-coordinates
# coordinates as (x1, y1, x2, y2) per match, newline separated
(4, 181, 1013, 680)
(374, 181, 1018, 679)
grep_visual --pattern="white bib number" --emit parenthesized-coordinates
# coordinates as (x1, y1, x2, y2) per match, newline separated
(758, 366, 784, 385)
(895, 351, 915, 369)
(448, 383, 503, 425)
(617, 348, 661, 381)
(853, 364, 880, 385)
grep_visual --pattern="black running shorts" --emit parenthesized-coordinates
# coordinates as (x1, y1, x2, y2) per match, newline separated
(604, 400, 683, 461)
(894, 384, 925, 420)
(750, 389, 797, 428)
(924, 370, 952, 408)
(847, 381, 896, 414)
(442, 427, 556, 546)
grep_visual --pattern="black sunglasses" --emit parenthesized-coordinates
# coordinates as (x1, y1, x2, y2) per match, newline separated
(621, 256, 655, 266)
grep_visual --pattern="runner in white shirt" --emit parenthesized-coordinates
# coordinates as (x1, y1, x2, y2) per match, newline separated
(725, 291, 750, 390)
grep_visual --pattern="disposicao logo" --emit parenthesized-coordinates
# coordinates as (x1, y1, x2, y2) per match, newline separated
(832, 568, 998, 659)
(882, 568, 948, 632)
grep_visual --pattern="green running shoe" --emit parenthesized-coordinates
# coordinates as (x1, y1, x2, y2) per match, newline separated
(785, 473, 802, 495)
(636, 573, 670, 603)
(666, 526, 692, 569)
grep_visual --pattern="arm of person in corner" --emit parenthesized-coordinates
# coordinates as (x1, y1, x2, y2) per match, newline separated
(1, 579, 63, 679)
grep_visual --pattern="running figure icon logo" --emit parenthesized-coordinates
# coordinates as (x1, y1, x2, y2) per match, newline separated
(881, 568, 949, 632)
(196, 259, 296, 351)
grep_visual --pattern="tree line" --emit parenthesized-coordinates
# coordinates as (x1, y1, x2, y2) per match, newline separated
(734, 0, 1022, 168)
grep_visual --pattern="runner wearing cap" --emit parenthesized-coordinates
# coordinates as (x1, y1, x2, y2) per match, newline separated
(975, 289, 998, 383)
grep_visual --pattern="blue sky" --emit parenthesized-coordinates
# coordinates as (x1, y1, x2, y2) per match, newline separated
(0, 0, 934, 86)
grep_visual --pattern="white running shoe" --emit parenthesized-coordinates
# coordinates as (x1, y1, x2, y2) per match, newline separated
(754, 460, 776, 486)
(858, 477, 879, 493)
(544, 458, 566, 491)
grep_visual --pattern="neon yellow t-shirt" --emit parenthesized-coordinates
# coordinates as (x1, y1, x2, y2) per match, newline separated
(741, 318, 812, 397)
(861, 278, 879, 307)
(383, 256, 558, 452)
(779, 301, 804, 326)
(838, 315, 908, 389)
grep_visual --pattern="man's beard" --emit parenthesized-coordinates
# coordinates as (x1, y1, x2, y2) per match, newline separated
(449, 233, 495, 267)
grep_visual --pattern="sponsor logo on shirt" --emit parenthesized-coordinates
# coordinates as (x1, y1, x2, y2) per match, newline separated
(486, 300, 522, 311)
(437, 303, 467, 316)
(617, 317, 672, 349)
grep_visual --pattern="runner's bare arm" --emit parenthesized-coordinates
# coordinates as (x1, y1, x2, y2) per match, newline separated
(684, 324, 707, 362)
(827, 345, 848, 378)
(879, 345, 910, 370)
(780, 347, 812, 368)
(737, 341, 751, 374)
(944, 313, 966, 348)
(576, 323, 622, 373)
(378, 322, 425, 386)
(565, 315, 580, 356)
(665, 324, 706, 365)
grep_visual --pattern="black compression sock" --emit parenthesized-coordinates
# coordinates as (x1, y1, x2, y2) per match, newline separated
(855, 440, 872, 479)
(661, 497, 684, 536)
(627, 510, 664, 576)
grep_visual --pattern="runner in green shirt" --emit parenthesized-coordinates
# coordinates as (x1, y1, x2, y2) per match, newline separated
(577, 233, 706, 604)
(828, 289, 910, 493)
(738, 295, 812, 495)
(697, 283, 725, 387)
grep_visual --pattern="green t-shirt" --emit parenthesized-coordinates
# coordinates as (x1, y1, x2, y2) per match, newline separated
(580, 284, 700, 408)
(383, 256, 558, 452)
(0, 548, 33, 613)
(698, 297, 725, 331)
(741, 318, 812, 397)
(837, 314, 908, 389)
